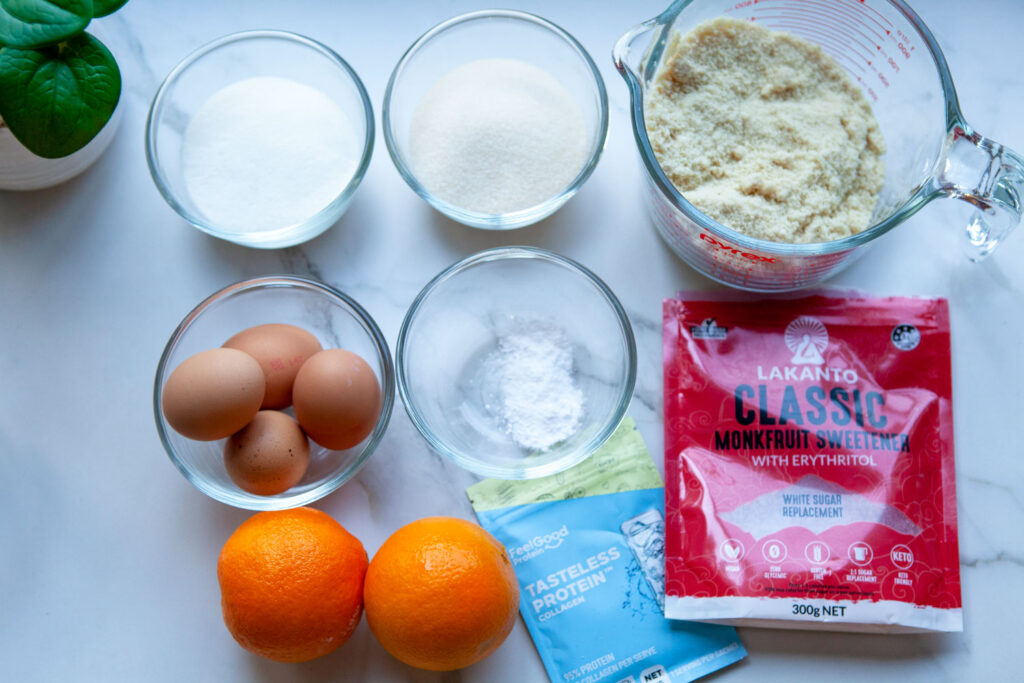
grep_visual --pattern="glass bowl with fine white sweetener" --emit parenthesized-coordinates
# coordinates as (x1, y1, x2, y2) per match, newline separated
(397, 247, 636, 479)
(383, 10, 609, 230)
(146, 30, 374, 248)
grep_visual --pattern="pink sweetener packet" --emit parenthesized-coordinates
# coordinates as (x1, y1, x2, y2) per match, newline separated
(662, 294, 962, 633)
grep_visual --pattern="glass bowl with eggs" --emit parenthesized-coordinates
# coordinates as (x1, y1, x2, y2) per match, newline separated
(383, 9, 609, 229)
(154, 276, 394, 510)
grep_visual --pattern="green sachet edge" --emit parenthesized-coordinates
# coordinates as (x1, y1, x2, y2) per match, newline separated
(467, 417, 662, 512)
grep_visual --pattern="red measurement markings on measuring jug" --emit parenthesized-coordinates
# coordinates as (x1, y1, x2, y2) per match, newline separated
(757, 0, 885, 42)
(754, 15, 871, 70)
(747, 0, 916, 99)
(836, 0, 917, 62)
(892, 27, 915, 60)
(765, 11, 875, 56)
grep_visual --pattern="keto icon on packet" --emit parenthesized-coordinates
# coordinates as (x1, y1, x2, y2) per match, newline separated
(663, 295, 961, 632)
(468, 418, 746, 682)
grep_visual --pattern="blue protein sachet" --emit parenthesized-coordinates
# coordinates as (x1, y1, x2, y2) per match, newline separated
(467, 418, 746, 683)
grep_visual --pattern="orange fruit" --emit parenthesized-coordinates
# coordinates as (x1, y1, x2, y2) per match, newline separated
(364, 516, 519, 671)
(217, 507, 368, 663)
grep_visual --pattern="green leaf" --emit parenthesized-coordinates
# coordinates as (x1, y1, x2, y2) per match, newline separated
(0, 32, 120, 158)
(91, 0, 126, 18)
(0, 0, 93, 49)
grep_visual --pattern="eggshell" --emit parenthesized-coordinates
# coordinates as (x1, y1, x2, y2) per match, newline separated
(161, 347, 265, 441)
(293, 349, 382, 450)
(223, 323, 323, 409)
(224, 410, 310, 496)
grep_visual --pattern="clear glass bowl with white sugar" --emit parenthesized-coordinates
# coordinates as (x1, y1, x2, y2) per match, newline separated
(146, 30, 373, 248)
(383, 10, 609, 230)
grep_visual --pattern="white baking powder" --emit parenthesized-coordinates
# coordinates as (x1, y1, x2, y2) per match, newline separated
(484, 318, 585, 451)
(182, 76, 359, 233)
(408, 58, 589, 215)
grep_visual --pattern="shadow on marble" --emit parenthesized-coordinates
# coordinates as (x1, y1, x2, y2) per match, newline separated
(421, 191, 598, 260)
(637, 215, 723, 295)
(739, 625, 961, 664)
(344, 413, 482, 526)
(188, 486, 252, 558)
(172, 187, 377, 285)
(0, 185, 74, 236)
(236, 619, 444, 683)
(0, 129, 125, 241)
(281, 190, 379, 275)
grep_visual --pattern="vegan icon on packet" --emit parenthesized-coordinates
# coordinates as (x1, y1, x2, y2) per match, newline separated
(468, 418, 746, 683)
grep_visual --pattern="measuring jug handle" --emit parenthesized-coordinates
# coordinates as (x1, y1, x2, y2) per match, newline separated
(932, 122, 1024, 261)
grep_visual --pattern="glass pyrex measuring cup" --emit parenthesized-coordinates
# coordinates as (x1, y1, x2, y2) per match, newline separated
(614, 0, 1024, 291)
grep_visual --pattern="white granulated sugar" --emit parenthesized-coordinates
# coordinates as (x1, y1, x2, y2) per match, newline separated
(182, 76, 359, 233)
(485, 318, 585, 451)
(408, 58, 589, 214)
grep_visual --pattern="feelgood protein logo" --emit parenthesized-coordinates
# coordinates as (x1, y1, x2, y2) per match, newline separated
(507, 525, 569, 566)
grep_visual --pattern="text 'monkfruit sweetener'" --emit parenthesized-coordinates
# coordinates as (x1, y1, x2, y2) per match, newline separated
(663, 295, 962, 632)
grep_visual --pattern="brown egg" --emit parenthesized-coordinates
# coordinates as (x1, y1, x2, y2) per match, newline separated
(293, 349, 382, 450)
(224, 410, 310, 495)
(161, 348, 265, 441)
(223, 323, 323, 409)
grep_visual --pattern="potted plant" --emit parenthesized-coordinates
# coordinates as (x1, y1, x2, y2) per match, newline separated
(0, 0, 128, 190)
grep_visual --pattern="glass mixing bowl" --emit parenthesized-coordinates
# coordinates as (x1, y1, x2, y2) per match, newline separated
(383, 9, 609, 230)
(614, 0, 1024, 291)
(397, 247, 636, 479)
(154, 276, 395, 510)
(146, 30, 374, 248)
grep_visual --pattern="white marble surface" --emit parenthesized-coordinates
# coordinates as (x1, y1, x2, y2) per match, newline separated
(2, 0, 1022, 681)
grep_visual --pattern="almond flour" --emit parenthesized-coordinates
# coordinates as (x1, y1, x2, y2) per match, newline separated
(644, 17, 885, 243)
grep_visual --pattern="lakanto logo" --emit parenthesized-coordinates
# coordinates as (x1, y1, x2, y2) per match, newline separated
(699, 233, 777, 263)
(507, 525, 570, 565)
(785, 316, 828, 365)
(759, 316, 857, 383)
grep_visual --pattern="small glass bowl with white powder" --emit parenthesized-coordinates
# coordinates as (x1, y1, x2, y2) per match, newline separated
(383, 10, 609, 230)
(146, 31, 373, 248)
(397, 247, 636, 479)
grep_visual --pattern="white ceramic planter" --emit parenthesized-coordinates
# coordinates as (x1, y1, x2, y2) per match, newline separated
(0, 96, 123, 191)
